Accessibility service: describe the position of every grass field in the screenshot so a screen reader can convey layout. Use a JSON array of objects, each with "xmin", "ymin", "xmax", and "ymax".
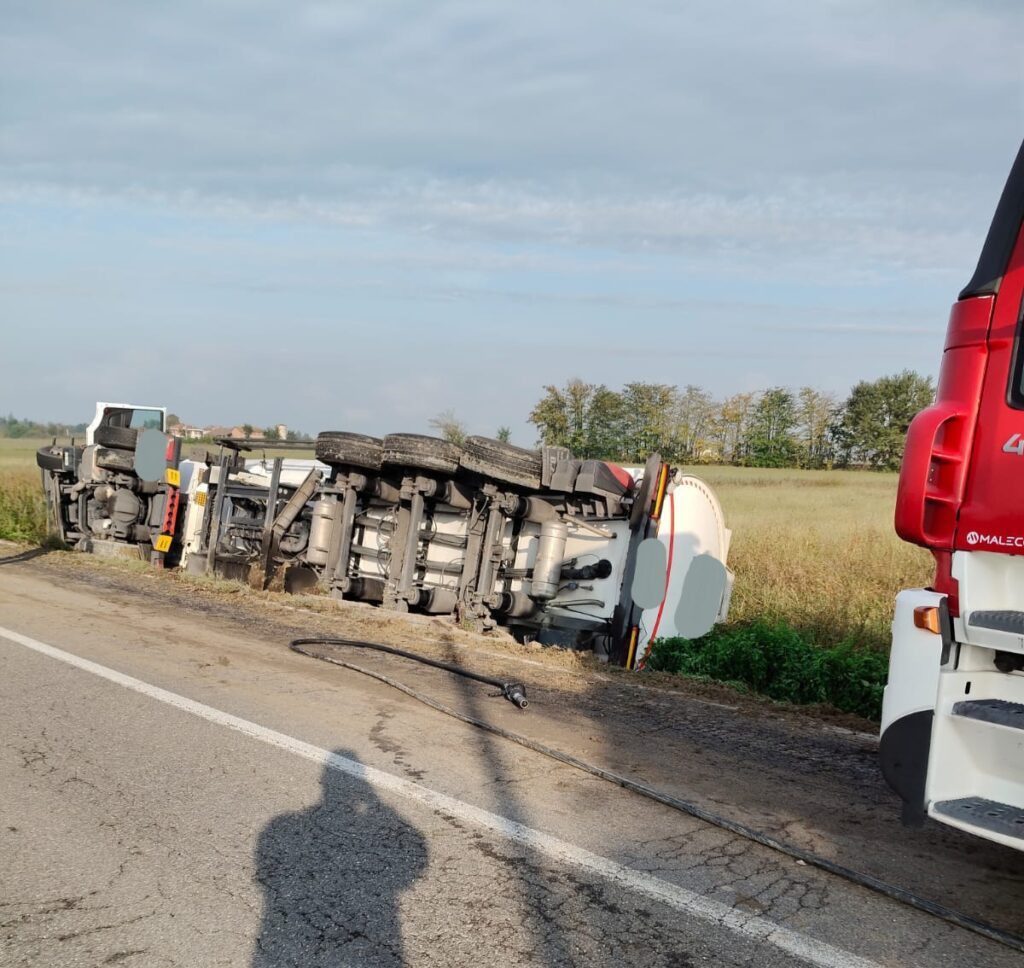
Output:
[
  {"xmin": 0, "ymin": 436, "xmax": 56, "ymax": 469},
  {"xmin": 683, "ymin": 465, "xmax": 932, "ymax": 652},
  {"xmin": 0, "ymin": 438, "xmax": 50, "ymax": 544}
]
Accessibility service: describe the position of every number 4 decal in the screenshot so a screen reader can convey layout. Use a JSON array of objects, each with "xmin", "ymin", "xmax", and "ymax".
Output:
[{"xmin": 1003, "ymin": 433, "xmax": 1024, "ymax": 455}]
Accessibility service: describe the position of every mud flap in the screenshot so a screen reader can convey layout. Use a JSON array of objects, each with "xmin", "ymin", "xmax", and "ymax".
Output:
[{"xmin": 879, "ymin": 710, "xmax": 933, "ymax": 826}]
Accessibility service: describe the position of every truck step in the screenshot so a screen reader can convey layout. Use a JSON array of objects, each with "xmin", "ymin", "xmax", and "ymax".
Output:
[
  {"xmin": 932, "ymin": 797, "xmax": 1024, "ymax": 840},
  {"xmin": 952, "ymin": 698, "xmax": 1024, "ymax": 730},
  {"xmin": 968, "ymin": 609, "xmax": 1024, "ymax": 634}
]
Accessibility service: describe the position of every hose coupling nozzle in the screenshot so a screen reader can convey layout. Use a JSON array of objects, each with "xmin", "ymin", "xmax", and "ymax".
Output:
[{"xmin": 503, "ymin": 682, "xmax": 529, "ymax": 709}]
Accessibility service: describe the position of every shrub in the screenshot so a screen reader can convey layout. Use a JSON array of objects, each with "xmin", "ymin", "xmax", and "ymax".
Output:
[
  {"xmin": 0, "ymin": 470, "xmax": 48, "ymax": 543},
  {"xmin": 647, "ymin": 619, "xmax": 888, "ymax": 720}
]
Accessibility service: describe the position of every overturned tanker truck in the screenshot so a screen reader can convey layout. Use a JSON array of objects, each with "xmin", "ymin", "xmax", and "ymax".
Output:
[{"xmin": 37, "ymin": 403, "xmax": 733, "ymax": 669}]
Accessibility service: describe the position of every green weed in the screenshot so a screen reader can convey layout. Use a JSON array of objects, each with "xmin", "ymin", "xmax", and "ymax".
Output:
[
  {"xmin": 0, "ymin": 470, "xmax": 48, "ymax": 544},
  {"xmin": 647, "ymin": 619, "xmax": 888, "ymax": 720}
]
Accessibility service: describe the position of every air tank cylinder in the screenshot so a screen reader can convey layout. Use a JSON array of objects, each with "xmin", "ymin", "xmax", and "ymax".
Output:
[
  {"xmin": 531, "ymin": 520, "xmax": 568, "ymax": 601},
  {"xmin": 306, "ymin": 499, "xmax": 338, "ymax": 567}
]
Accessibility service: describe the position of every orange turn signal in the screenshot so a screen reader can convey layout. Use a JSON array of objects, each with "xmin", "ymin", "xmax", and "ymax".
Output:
[{"xmin": 913, "ymin": 605, "xmax": 941, "ymax": 635}]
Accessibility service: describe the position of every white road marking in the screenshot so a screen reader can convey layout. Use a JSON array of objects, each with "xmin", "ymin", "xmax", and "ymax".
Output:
[{"xmin": 0, "ymin": 624, "xmax": 879, "ymax": 968}]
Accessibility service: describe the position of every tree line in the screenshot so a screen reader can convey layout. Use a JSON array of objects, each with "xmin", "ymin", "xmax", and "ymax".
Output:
[
  {"xmin": 0, "ymin": 414, "xmax": 87, "ymax": 439},
  {"xmin": 6, "ymin": 368, "xmax": 933, "ymax": 471},
  {"xmin": 523, "ymin": 371, "xmax": 934, "ymax": 470}
]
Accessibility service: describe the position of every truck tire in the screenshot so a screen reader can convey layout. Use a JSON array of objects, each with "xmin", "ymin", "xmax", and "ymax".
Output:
[
  {"xmin": 315, "ymin": 432, "xmax": 384, "ymax": 471},
  {"xmin": 460, "ymin": 436, "xmax": 543, "ymax": 489},
  {"xmin": 381, "ymin": 434, "xmax": 462, "ymax": 475},
  {"xmin": 94, "ymin": 425, "xmax": 139, "ymax": 450},
  {"xmin": 35, "ymin": 447, "xmax": 65, "ymax": 471},
  {"xmin": 95, "ymin": 446, "xmax": 136, "ymax": 473}
]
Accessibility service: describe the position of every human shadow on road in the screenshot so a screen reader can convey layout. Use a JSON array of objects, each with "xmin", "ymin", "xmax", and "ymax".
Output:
[{"xmin": 252, "ymin": 749, "xmax": 428, "ymax": 967}]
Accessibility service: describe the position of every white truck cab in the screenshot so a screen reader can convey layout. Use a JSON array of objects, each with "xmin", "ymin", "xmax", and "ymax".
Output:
[{"xmin": 85, "ymin": 402, "xmax": 166, "ymax": 445}]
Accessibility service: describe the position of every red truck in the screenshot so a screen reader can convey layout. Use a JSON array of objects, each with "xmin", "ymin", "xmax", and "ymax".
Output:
[{"xmin": 881, "ymin": 139, "xmax": 1024, "ymax": 849}]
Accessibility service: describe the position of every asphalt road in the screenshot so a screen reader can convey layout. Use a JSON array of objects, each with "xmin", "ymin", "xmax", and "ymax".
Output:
[{"xmin": 0, "ymin": 559, "xmax": 1020, "ymax": 968}]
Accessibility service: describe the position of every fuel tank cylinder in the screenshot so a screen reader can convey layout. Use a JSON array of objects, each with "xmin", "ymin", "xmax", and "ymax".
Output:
[
  {"xmin": 531, "ymin": 520, "xmax": 568, "ymax": 601},
  {"xmin": 306, "ymin": 498, "xmax": 337, "ymax": 566}
]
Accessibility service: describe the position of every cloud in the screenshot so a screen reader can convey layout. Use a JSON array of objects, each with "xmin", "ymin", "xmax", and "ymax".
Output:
[
  {"xmin": 1, "ymin": 1, "xmax": 1021, "ymax": 431},
  {"xmin": 0, "ymin": 172, "xmax": 993, "ymax": 284},
  {"xmin": 3, "ymin": 3, "xmax": 1020, "ymax": 244}
]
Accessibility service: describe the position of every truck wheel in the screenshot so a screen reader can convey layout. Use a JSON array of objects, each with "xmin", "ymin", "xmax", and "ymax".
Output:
[
  {"xmin": 460, "ymin": 436, "xmax": 543, "ymax": 489},
  {"xmin": 381, "ymin": 434, "xmax": 462, "ymax": 475},
  {"xmin": 35, "ymin": 447, "xmax": 65, "ymax": 471},
  {"xmin": 315, "ymin": 432, "xmax": 384, "ymax": 471},
  {"xmin": 95, "ymin": 447, "xmax": 136, "ymax": 473},
  {"xmin": 94, "ymin": 426, "xmax": 139, "ymax": 450}
]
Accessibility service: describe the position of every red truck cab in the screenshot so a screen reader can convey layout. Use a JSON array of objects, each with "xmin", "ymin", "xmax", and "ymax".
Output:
[{"xmin": 882, "ymin": 140, "xmax": 1024, "ymax": 848}]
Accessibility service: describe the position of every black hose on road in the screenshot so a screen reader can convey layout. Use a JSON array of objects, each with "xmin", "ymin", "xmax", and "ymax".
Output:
[
  {"xmin": 290, "ymin": 636, "xmax": 528, "ymax": 708},
  {"xmin": 291, "ymin": 635, "xmax": 1024, "ymax": 956}
]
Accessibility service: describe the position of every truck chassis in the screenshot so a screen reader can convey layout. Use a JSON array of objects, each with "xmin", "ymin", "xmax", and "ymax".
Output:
[{"xmin": 38, "ymin": 417, "xmax": 733, "ymax": 670}]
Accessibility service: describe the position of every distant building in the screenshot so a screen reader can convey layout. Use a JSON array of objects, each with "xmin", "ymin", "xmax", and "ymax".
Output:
[
  {"xmin": 203, "ymin": 425, "xmax": 239, "ymax": 439},
  {"xmin": 169, "ymin": 425, "xmax": 205, "ymax": 440},
  {"xmin": 170, "ymin": 423, "xmax": 272, "ymax": 440}
]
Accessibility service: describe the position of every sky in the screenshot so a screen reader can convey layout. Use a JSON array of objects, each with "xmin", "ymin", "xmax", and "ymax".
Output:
[{"xmin": 2, "ymin": 1, "xmax": 1022, "ymax": 442}]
